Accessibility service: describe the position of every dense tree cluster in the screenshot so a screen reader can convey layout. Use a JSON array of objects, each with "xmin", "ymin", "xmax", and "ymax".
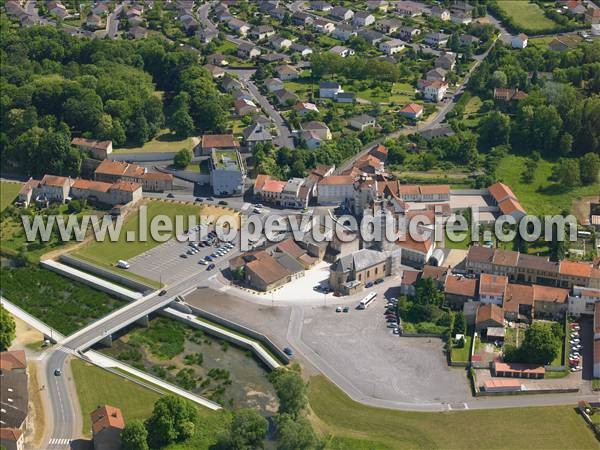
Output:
[
  {"xmin": 0, "ymin": 22, "xmax": 228, "ymax": 177},
  {"xmin": 504, "ymin": 321, "xmax": 562, "ymax": 365},
  {"xmin": 0, "ymin": 305, "xmax": 16, "ymax": 351}
]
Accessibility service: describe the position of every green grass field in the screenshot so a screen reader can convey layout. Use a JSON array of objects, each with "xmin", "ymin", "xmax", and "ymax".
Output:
[
  {"xmin": 496, "ymin": 1, "xmax": 558, "ymax": 32},
  {"xmin": 495, "ymin": 155, "xmax": 600, "ymax": 215},
  {"xmin": 71, "ymin": 359, "xmax": 162, "ymax": 436},
  {"xmin": 450, "ymin": 335, "xmax": 472, "ymax": 363},
  {"xmin": 114, "ymin": 130, "xmax": 194, "ymax": 154},
  {"xmin": 73, "ymin": 200, "xmax": 204, "ymax": 269},
  {"xmin": 1, "ymin": 181, "xmax": 21, "ymax": 211},
  {"xmin": 71, "ymin": 359, "xmax": 230, "ymax": 445},
  {"xmin": 309, "ymin": 375, "xmax": 598, "ymax": 449}
]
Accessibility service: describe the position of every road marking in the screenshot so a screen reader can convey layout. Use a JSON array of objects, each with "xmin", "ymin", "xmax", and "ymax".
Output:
[{"xmin": 49, "ymin": 438, "xmax": 71, "ymax": 445}]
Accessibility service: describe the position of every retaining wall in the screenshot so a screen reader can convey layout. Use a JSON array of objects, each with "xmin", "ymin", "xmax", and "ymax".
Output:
[
  {"xmin": 450, "ymin": 189, "xmax": 489, "ymax": 196},
  {"xmin": 59, "ymin": 254, "xmax": 155, "ymax": 294},
  {"xmin": 186, "ymin": 304, "xmax": 289, "ymax": 365}
]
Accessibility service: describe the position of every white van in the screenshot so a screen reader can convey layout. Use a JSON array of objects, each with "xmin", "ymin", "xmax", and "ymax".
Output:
[{"xmin": 116, "ymin": 260, "xmax": 130, "ymax": 269}]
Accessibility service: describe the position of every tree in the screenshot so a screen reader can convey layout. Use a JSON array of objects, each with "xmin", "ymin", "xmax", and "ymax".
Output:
[
  {"xmin": 0, "ymin": 305, "xmax": 16, "ymax": 351},
  {"xmin": 269, "ymin": 368, "xmax": 308, "ymax": 419},
  {"xmin": 518, "ymin": 322, "xmax": 560, "ymax": 365},
  {"xmin": 558, "ymin": 132, "xmax": 573, "ymax": 156},
  {"xmin": 580, "ymin": 152, "xmax": 600, "ymax": 185},
  {"xmin": 452, "ymin": 312, "xmax": 466, "ymax": 336},
  {"xmin": 220, "ymin": 409, "xmax": 268, "ymax": 450},
  {"xmin": 121, "ymin": 420, "xmax": 149, "ymax": 450},
  {"xmin": 414, "ymin": 277, "xmax": 444, "ymax": 306},
  {"xmin": 173, "ymin": 148, "xmax": 192, "ymax": 169},
  {"xmin": 554, "ymin": 158, "xmax": 581, "ymax": 189},
  {"xmin": 145, "ymin": 395, "xmax": 199, "ymax": 448},
  {"xmin": 478, "ymin": 111, "xmax": 510, "ymax": 149},
  {"xmin": 169, "ymin": 108, "xmax": 194, "ymax": 137},
  {"xmin": 276, "ymin": 414, "xmax": 321, "ymax": 450}
]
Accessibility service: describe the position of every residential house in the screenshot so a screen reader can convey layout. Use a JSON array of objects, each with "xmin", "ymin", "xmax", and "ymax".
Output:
[
  {"xmin": 300, "ymin": 121, "xmax": 331, "ymax": 140},
  {"xmin": 563, "ymin": 1, "xmax": 587, "ymax": 16},
  {"xmin": 435, "ymin": 52, "xmax": 456, "ymax": 71},
  {"xmin": 250, "ymin": 25, "xmax": 275, "ymax": 40},
  {"xmin": 488, "ymin": 182, "xmax": 527, "ymax": 221},
  {"xmin": 319, "ymin": 81, "xmax": 343, "ymax": 98},
  {"xmin": 586, "ymin": 7, "xmax": 600, "ymax": 23},
  {"xmin": 379, "ymin": 38, "xmax": 405, "ymax": 55},
  {"xmin": 421, "ymin": 80, "xmax": 448, "ymax": 102},
  {"xmin": 269, "ymin": 7, "xmax": 287, "ymax": 20},
  {"xmin": 70, "ymin": 178, "xmax": 142, "ymax": 206},
  {"xmin": 275, "ymin": 64, "xmax": 299, "ymax": 80},
  {"xmin": 475, "ymin": 303, "xmax": 504, "ymax": 332},
  {"xmin": 460, "ymin": 34, "xmax": 480, "ymax": 46},
  {"xmin": 260, "ymin": 52, "xmax": 291, "ymax": 64},
  {"xmin": 370, "ymin": 143, "xmax": 388, "ymax": 161},
  {"xmin": 273, "ymin": 88, "xmax": 298, "ymax": 106},
  {"xmin": 197, "ymin": 27, "xmax": 219, "ymax": 43},
  {"xmin": 206, "ymin": 54, "xmax": 229, "ymax": 66},
  {"xmin": 335, "ymin": 92, "xmax": 355, "ymax": 103},
  {"xmin": 48, "ymin": 1, "xmax": 69, "ymax": 19},
  {"xmin": 243, "ymin": 117, "xmax": 272, "ymax": 150},
  {"xmin": 430, "ymin": 6, "xmax": 451, "ymax": 21},
  {"xmin": 293, "ymin": 102, "xmax": 319, "ymax": 116},
  {"xmin": 180, "ymin": 15, "xmax": 199, "ymax": 33},
  {"xmin": 37, "ymin": 175, "xmax": 73, "ymax": 203},
  {"xmin": 479, "ymin": 273, "xmax": 508, "ymax": 305},
  {"xmin": 399, "ymin": 103, "xmax": 423, "ymax": 120},
  {"xmin": 349, "ymin": 114, "xmax": 376, "ymax": 131},
  {"xmin": 317, "ymin": 175, "xmax": 355, "ymax": 205},
  {"xmin": 292, "ymin": 12, "xmax": 313, "ymax": 26},
  {"xmin": 86, "ymin": 12, "xmax": 103, "ymax": 28},
  {"xmin": 444, "ymin": 274, "xmax": 478, "ymax": 308},
  {"xmin": 228, "ymin": 18, "xmax": 251, "ymax": 36},
  {"xmin": 426, "ymin": 67, "xmax": 447, "ymax": 81},
  {"xmin": 396, "ymin": 1, "xmax": 422, "ymax": 17},
  {"xmin": 221, "ymin": 75, "xmax": 243, "ymax": 92},
  {"xmin": 129, "ymin": 25, "xmax": 148, "ymax": 39},
  {"xmin": 197, "ymin": 134, "xmax": 240, "ymax": 156},
  {"xmin": 367, "ymin": 0, "xmax": 389, "ymax": 12},
  {"xmin": 358, "ymin": 29, "xmax": 385, "ymax": 45},
  {"xmin": 94, "ymin": 160, "xmax": 172, "ymax": 192},
  {"xmin": 493, "ymin": 88, "xmax": 528, "ymax": 102},
  {"xmin": 270, "ymin": 36, "xmax": 292, "ymax": 51},
  {"xmin": 329, "ymin": 45, "xmax": 354, "ymax": 58},
  {"xmin": 204, "ymin": 64, "xmax": 226, "ymax": 78},
  {"xmin": 330, "ymin": 6, "xmax": 354, "ymax": 21},
  {"xmin": 71, "ymin": 138, "xmax": 113, "ymax": 160},
  {"xmin": 234, "ymin": 98, "xmax": 259, "ymax": 116},
  {"xmin": 424, "ymin": 32, "xmax": 449, "ymax": 47},
  {"xmin": 264, "ymin": 77, "xmax": 285, "ymax": 93},
  {"xmin": 511, "ymin": 33, "xmax": 528, "ymax": 49},
  {"xmin": 311, "ymin": 1, "xmax": 332, "ymax": 12},
  {"xmin": 233, "ymin": 251, "xmax": 295, "ymax": 291},
  {"xmin": 452, "ymin": 11, "xmax": 472, "ymax": 25},
  {"xmin": 569, "ymin": 286, "xmax": 600, "ymax": 317},
  {"xmin": 353, "ymin": 11, "xmax": 375, "ymax": 27},
  {"xmin": 290, "ymin": 43, "xmax": 313, "ymax": 58},
  {"xmin": 209, "ymin": 149, "xmax": 246, "ymax": 196},
  {"xmin": 253, "ymin": 175, "xmax": 310, "ymax": 209},
  {"xmin": 313, "ymin": 18, "xmax": 336, "ymax": 34},
  {"xmin": 91, "ymin": 405, "xmax": 124, "ymax": 450},
  {"xmin": 237, "ymin": 42, "xmax": 261, "ymax": 59},
  {"xmin": 376, "ymin": 18, "xmax": 403, "ymax": 34},
  {"xmin": 399, "ymin": 25, "xmax": 421, "ymax": 41},
  {"xmin": 0, "ymin": 350, "xmax": 28, "ymax": 442},
  {"xmin": 332, "ymin": 24, "xmax": 357, "ymax": 41}
]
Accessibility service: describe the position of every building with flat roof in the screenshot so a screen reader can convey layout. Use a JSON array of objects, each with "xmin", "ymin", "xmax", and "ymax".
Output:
[{"xmin": 209, "ymin": 149, "xmax": 246, "ymax": 196}]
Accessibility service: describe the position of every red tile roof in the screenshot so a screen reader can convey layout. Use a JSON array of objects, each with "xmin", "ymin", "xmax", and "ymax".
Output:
[
  {"xmin": 0, "ymin": 428, "xmax": 23, "ymax": 441},
  {"xmin": 559, "ymin": 260, "xmax": 592, "ymax": 278},
  {"xmin": 476, "ymin": 303, "xmax": 504, "ymax": 326},
  {"xmin": 319, "ymin": 175, "xmax": 354, "ymax": 186},
  {"xmin": 41, "ymin": 174, "xmax": 70, "ymax": 187},
  {"xmin": 71, "ymin": 137, "xmax": 112, "ymax": 150},
  {"xmin": 71, "ymin": 178, "xmax": 112, "ymax": 193},
  {"xmin": 444, "ymin": 274, "xmax": 477, "ymax": 298},
  {"xmin": 91, "ymin": 405, "xmax": 125, "ymax": 435},
  {"xmin": 201, "ymin": 134, "xmax": 240, "ymax": 149},
  {"xmin": 0, "ymin": 350, "xmax": 26, "ymax": 371},
  {"xmin": 479, "ymin": 273, "xmax": 508, "ymax": 296},
  {"xmin": 399, "ymin": 103, "xmax": 423, "ymax": 114}
]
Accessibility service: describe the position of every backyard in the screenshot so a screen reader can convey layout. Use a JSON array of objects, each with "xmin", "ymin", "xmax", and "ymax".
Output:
[
  {"xmin": 309, "ymin": 375, "xmax": 599, "ymax": 449},
  {"xmin": 496, "ymin": 1, "xmax": 559, "ymax": 32},
  {"xmin": 1, "ymin": 181, "xmax": 21, "ymax": 211},
  {"xmin": 495, "ymin": 155, "xmax": 600, "ymax": 216},
  {"xmin": 0, "ymin": 265, "xmax": 124, "ymax": 335}
]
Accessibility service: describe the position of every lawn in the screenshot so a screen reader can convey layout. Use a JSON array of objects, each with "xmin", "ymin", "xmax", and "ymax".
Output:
[
  {"xmin": 114, "ymin": 130, "xmax": 194, "ymax": 154},
  {"xmin": 496, "ymin": 1, "xmax": 558, "ymax": 32},
  {"xmin": 0, "ymin": 265, "xmax": 124, "ymax": 335},
  {"xmin": 0, "ymin": 181, "xmax": 21, "ymax": 211},
  {"xmin": 450, "ymin": 335, "xmax": 472, "ymax": 363},
  {"xmin": 495, "ymin": 155, "xmax": 600, "ymax": 216},
  {"xmin": 73, "ymin": 200, "xmax": 206, "ymax": 268},
  {"xmin": 309, "ymin": 375, "xmax": 599, "ymax": 449},
  {"xmin": 71, "ymin": 359, "xmax": 162, "ymax": 436}
]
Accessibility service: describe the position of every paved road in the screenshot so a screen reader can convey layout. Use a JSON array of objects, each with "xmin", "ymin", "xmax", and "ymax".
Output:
[{"xmin": 228, "ymin": 69, "xmax": 296, "ymax": 149}]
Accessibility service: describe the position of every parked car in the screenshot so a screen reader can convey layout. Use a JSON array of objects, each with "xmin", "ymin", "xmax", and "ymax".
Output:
[
  {"xmin": 195, "ymin": 197, "xmax": 203, "ymax": 202},
  {"xmin": 207, "ymin": 263, "xmax": 215, "ymax": 270},
  {"xmin": 283, "ymin": 347, "xmax": 293, "ymax": 356},
  {"xmin": 199, "ymin": 260, "xmax": 208, "ymax": 265},
  {"xmin": 207, "ymin": 197, "xmax": 214, "ymax": 201},
  {"xmin": 365, "ymin": 282, "xmax": 374, "ymax": 288},
  {"xmin": 54, "ymin": 368, "xmax": 62, "ymax": 376},
  {"xmin": 180, "ymin": 254, "xmax": 187, "ymax": 258},
  {"xmin": 219, "ymin": 200, "xmax": 228, "ymax": 205},
  {"xmin": 336, "ymin": 306, "xmax": 342, "ymax": 313},
  {"xmin": 374, "ymin": 278, "xmax": 384, "ymax": 285},
  {"xmin": 387, "ymin": 323, "xmax": 397, "ymax": 328},
  {"xmin": 167, "ymin": 193, "xmax": 174, "ymax": 198}
]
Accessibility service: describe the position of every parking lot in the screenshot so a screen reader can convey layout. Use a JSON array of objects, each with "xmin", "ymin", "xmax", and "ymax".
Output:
[
  {"xmin": 301, "ymin": 296, "xmax": 472, "ymax": 406},
  {"xmin": 127, "ymin": 226, "xmax": 239, "ymax": 285}
]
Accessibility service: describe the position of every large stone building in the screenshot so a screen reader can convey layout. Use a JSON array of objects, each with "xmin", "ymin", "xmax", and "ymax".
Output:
[
  {"xmin": 0, "ymin": 351, "xmax": 28, "ymax": 450},
  {"xmin": 71, "ymin": 138, "xmax": 113, "ymax": 160},
  {"xmin": 253, "ymin": 174, "xmax": 310, "ymax": 209},
  {"xmin": 94, "ymin": 160, "xmax": 173, "ymax": 192}
]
